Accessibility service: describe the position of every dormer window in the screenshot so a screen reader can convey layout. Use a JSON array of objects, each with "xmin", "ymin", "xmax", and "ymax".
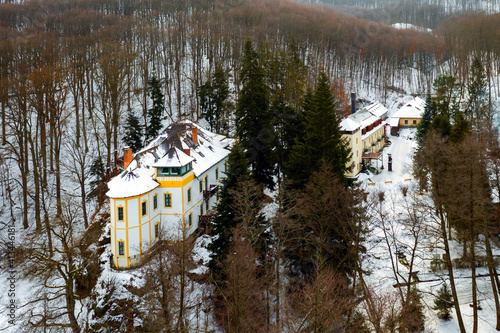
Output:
[{"xmin": 156, "ymin": 163, "xmax": 193, "ymax": 177}]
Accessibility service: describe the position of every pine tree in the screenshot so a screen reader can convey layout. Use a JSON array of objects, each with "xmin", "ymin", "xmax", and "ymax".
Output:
[
  {"xmin": 433, "ymin": 283, "xmax": 453, "ymax": 320},
  {"xmin": 270, "ymin": 91, "xmax": 301, "ymax": 172},
  {"xmin": 416, "ymin": 94, "xmax": 435, "ymax": 142},
  {"xmin": 285, "ymin": 72, "xmax": 351, "ymax": 188},
  {"xmin": 235, "ymin": 39, "xmax": 275, "ymax": 189},
  {"xmin": 466, "ymin": 56, "xmax": 489, "ymax": 126},
  {"xmin": 122, "ymin": 110, "xmax": 143, "ymax": 152},
  {"xmin": 145, "ymin": 74, "xmax": 164, "ymax": 142},
  {"xmin": 88, "ymin": 156, "xmax": 106, "ymax": 205},
  {"xmin": 198, "ymin": 64, "xmax": 231, "ymax": 134},
  {"xmin": 433, "ymin": 74, "xmax": 460, "ymax": 119},
  {"xmin": 208, "ymin": 141, "xmax": 250, "ymax": 277}
]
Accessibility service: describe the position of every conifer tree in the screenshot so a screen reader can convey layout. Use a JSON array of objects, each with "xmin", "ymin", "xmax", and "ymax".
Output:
[
  {"xmin": 433, "ymin": 283, "xmax": 453, "ymax": 320},
  {"xmin": 88, "ymin": 156, "xmax": 106, "ymax": 205},
  {"xmin": 286, "ymin": 72, "xmax": 351, "ymax": 188},
  {"xmin": 208, "ymin": 141, "xmax": 250, "ymax": 277},
  {"xmin": 145, "ymin": 74, "xmax": 164, "ymax": 142},
  {"xmin": 198, "ymin": 64, "xmax": 231, "ymax": 134},
  {"xmin": 122, "ymin": 110, "xmax": 143, "ymax": 152},
  {"xmin": 433, "ymin": 74, "xmax": 460, "ymax": 119},
  {"xmin": 270, "ymin": 91, "xmax": 301, "ymax": 173},
  {"xmin": 416, "ymin": 94, "xmax": 435, "ymax": 142},
  {"xmin": 235, "ymin": 39, "xmax": 275, "ymax": 189},
  {"xmin": 466, "ymin": 56, "xmax": 490, "ymax": 126}
]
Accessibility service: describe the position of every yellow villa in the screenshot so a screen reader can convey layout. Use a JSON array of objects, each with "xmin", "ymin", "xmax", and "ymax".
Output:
[{"xmin": 106, "ymin": 121, "xmax": 232, "ymax": 268}]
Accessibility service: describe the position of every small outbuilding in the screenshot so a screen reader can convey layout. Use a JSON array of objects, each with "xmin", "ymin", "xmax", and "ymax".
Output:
[{"xmin": 389, "ymin": 96, "xmax": 425, "ymax": 135}]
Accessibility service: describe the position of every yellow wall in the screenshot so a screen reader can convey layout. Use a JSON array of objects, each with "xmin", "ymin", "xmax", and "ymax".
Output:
[
  {"xmin": 343, "ymin": 130, "xmax": 362, "ymax": 177},
  {"xmin": 399, "ymin": 118, "xmax": 421, "ymax": 127}
]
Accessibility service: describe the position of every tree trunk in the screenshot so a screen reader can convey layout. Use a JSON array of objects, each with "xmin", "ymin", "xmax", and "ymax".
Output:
[
  {"xmin": 483, "ymin": 229, "xmax": 500, "ymax": 330},
  {"xmin": 439, "ymin": 208, "xmax": 466, "ymax": 333}
]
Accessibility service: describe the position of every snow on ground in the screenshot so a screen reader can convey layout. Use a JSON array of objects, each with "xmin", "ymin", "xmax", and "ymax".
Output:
[
  {"xmin": 392, "ymin": 23, "xmax": 433, "ymax": 33},
  {"xmin": 361, "ymin": 127, "xmax": 500, "ymax": 332},
  {"xmin": 190, "ymin": 234, "xmax": 213, "ymax": 275}
]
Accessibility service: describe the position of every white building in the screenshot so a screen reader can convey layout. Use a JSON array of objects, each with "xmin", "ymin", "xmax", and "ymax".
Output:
[{"xmin": 106, "ymin": 120, "xmax": 232, "ymax": 268}]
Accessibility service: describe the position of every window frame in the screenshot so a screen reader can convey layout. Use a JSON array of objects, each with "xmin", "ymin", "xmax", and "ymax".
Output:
[
  {"xmin": 141, "ymin": 200, "xmax": 147, "ymax": 216},
  {"xmin": 117, "ymin": 206, "xmax": 124, "ymax": 221},
  {"xmin": 187, "ymin": 188, "xmax": 192, "ymax": 203},
  {"xmin": 199, "ymin": 179, "xmax": 203, "ymax": 193},
  {"xmin": 188, "ymin": 212, "xmax": 193, "ymax": 228},
  {"xmin": 153, "ymin": 194, "xmax": 158, "ymax": 210},
  {"xmin": 215, "ymin": 167, "xmax": 219, "ymax": 181},
  {"xmin": 155, "ymin": 222, "xmax": 160, "ymax": 240},
  {"xmin": 118, "ymin": 240, "xmax": 125, "ymax": 256},
  {"xmin": 164, "ymin": 193, "xmax": 172, "ymax": 208}
]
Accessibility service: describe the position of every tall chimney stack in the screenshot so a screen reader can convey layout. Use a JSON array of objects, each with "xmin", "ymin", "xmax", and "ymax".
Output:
[
  {"xmin": 123, "ymin": 147, "xmax": 133, "ymax": 170},
  {"xmin": 192, "ymin": 126, "xmax": 198, "ymax": 144},
  {"xmin": 351, "ymin": 93, "xmax": 357, "ymax": 114}
]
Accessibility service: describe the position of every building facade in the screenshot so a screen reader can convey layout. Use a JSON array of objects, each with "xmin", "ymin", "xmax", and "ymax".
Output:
[
  {"xmin": 340, "ymin": 102, "xmax": 387, "ymax": 177},
  {"xmin": 107, "ymin": 121, "xmax": 231, "ymax": 268},
  {"xmin": 389, "ymin": 96, "xmax": 425, "ymax": 133}
]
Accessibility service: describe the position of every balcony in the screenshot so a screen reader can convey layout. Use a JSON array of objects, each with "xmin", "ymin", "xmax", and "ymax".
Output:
[
  {"xmin": 203, "ymin": 184, "xmax": 219, "ymax": 199},
  {"xmin": 199, "ymin": 210, "xmax": 216, "ymax": 235}
]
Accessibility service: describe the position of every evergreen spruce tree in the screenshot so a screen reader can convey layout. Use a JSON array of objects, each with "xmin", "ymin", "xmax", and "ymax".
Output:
[
  {"xmin": 285, "ymin": 72, "xmax": 351, "ymax": 188},
  {"xmin": 433, "ymin": 283, "xmax": 453, "ymax": 320},
  {"xmin": 145, "ymin": 75, "xmax": 164, "ymax": 142},
  {"xmin": 208, "ymin": 141, "xmax": 250, "ymax": 277},
  {"xmin": 122, "ymin": 110, "xmax": 143, "ymax": 152},
  {"xmin": 235, "ymin": 39, "xmax": 275, "ymax": 189},
  {"xmin": 270, "ymin": 90, "xmax": 301, "ymax": 172},
  {"xmin": 449, "ymin": 112, "xmax": 471, "ymax": 144},
  {"xmin": 198, "ymin": 64, "xmax": 231, "ymax": 134},
  {"xmin": 88, "ymin": 156, "xmax": 106, "ymax": 205},
  {"xmin": 466, "ymin": 56, "xmax": 489, "ymax": 126},
  {"xmin": 416, "ymin": 94, "xmax": 435, "ymax": 142},
  {"xmin": 433, "ymin": 74, "xmax": 460, "ymax": 119}
]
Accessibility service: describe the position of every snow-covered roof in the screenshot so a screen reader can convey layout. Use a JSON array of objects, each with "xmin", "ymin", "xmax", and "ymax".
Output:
[
  {"xmin": 389, "ymin": 117, "xmax": 400, "ymax": 127},
  {"xmin": 349, "ymin": 109, "xmax": 379, "ymax": 128},
  {"xmin": 107, "ymin": 168, "xmax": 159, "ymax": 198},
  {"xmin": 341, "ymin": 101, "xmax": 388, "ymax": 134},
  {"xmin": 392, "ymin": 97, "xmax": 425, "ymax": 119},
  {"xmin": 107, "ymin": 120, "xmax": 231, "ymax": 198},
  {"xmin": 152, "ymin": 147, "xmax": 194, "ymax": 168},
  {"xmin": 365, "ymin": 102, "xmax": 388, "ymax": 119},
  {"xmin": 340, "ymin": 118, "xmax": 361, "ymax": 132},
  {"xmin": 196, "ymin": 118, "xmax": 210, "ymax": 130}
]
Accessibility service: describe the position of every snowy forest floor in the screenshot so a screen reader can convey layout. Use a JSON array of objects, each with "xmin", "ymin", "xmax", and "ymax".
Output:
[
  {"xmin": 2, "ymin": 92, "xmax": 500, "ymax": 332},
  {"xmin": 359, "ymin": 127, "xmax": 500, "ymax": 333}
]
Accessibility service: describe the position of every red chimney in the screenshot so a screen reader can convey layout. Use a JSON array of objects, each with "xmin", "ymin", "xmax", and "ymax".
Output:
[
  {"xmin": 192, "ymin": 126, "xmax": 198, "ymax": 144},
  {"xmin": 124, "ymin": 147, "xmax": 133, "ymax": 169}
]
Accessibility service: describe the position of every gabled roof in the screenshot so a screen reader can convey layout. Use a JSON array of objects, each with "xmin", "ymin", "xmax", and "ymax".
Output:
[
  {"xmin": 392, "ymin": 97, "xmax": 425, "ymax": 119},
  {"xmin": 341, "ymin": 101, "xmax": 387, "ymax": 133},
  {"xmin": 365, "ymin": 102, "xmax": 388, "ymax": 118}
]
